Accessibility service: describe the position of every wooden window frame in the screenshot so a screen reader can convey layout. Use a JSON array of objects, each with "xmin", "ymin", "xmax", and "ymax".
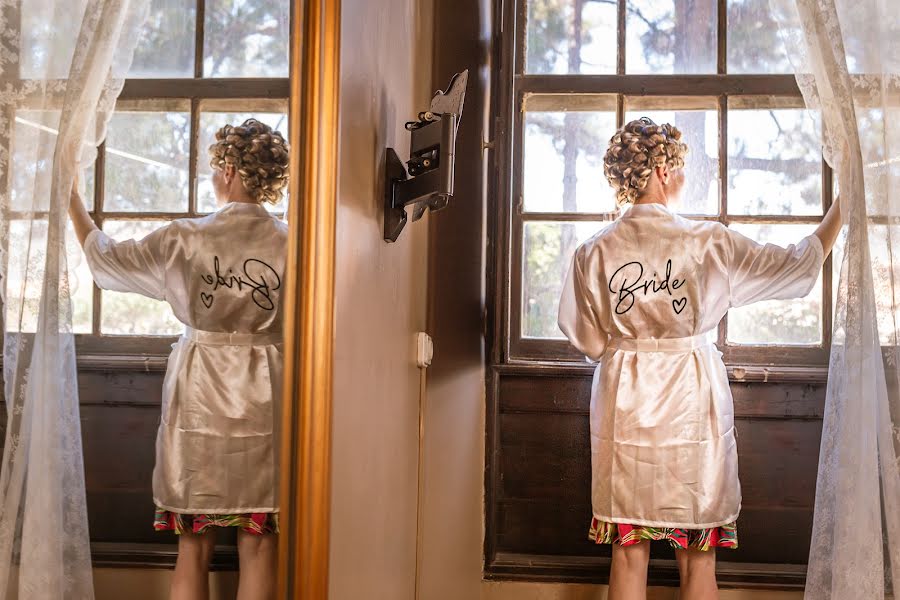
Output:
[
  {"xmin": 494, "ymin": 0, "xmax": 836, "ymax": 377},
  {"xmin": 0, "ymin": 0, "xmax": 290, "ymax": 366}
]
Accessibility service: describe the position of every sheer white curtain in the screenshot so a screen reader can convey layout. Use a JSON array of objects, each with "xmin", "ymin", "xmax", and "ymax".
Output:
[
  {"xmin": 0, "ymin": 1, "xmax": 147, "ymax": 598},
  {"xmin": 769, "ymin": 0, "xmax": 900, "ymax": 597}
]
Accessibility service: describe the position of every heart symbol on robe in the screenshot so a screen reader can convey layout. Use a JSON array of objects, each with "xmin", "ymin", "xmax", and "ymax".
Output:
[
  {"xmin": 672, "ymin": 297, "xmax": 686, "ymax": 314},
  {"xmin": 201, "ymin": 292, "xmax": 214, "ymax": 309}
]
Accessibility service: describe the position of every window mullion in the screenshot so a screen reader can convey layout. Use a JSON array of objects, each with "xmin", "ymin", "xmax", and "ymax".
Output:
[
  {"xmin": 616, "ymin": 0, "xmax": 625, "ymax": 76},
  {"xmin": 717, "ymin": 0, "xmax": 727, "ymax": 75},
  {"xmin": 95, "ymin": 141, "xmax": 106, "ymax": 214},
  {"xmin": 189, "ymin": 98, "xmax": 200, "ymax": 215},
  {"xmin": 823, "ymin": 156, "xmax": 834, "ymax": 349},
  {"xmin": 615, "ymin": 94, "xmax": 623, "ymax": 129},
  {"xmin": 515, "ymin": 0, "xmax": 526, "ymax": 76},
  {"xmin": 194, "ymin": 0, "xmax": 205, "ymax": 79},
  {"xmin": 509, "ymin": 212, "xmax": 525, "ymax": 358},
  {"xmin": 516, "ymin": 74, "xmax": 802, "ymax": 97},
  {"xmin": 520, "ymin": 212, "xmax": 618, "ymax": 222},
  {"xmin": 92, "ymin": 141, "xmax": 106, "ymax": 336},
  {"xmin": 91, "ymin": 276, "xmax": 102, "ymax": 336},
  {"xmin": 718, "ymin": 97, "xmax": 728, "ymax": 223},
  {"xmin": 507, "ymin": 85, "xmax": 527, "ymax": 362},
  {"xmin": 718, "ymin": 95, "xmax": 728, "ymax": 348}
]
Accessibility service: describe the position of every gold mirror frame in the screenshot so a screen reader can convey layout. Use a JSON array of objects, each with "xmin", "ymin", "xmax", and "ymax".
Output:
[{"xmin": 279, "ymin": 0, "xmax": 341, "ymax": 597}]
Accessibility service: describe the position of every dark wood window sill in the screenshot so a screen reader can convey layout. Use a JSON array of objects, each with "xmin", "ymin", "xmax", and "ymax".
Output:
[
  {"xmin": 485, "ymin": 553, "xmax": 807, "ymax": 590},
  {"xmin": 494, "ymin": 361, "xmax": 829, "ymax": 384},
  {"xmin": 91, "ymin": 542, "xmax": 237, "ymax": 571}
]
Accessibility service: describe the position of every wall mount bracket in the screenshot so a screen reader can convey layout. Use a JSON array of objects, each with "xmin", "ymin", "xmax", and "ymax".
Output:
[{"xmin": 383, "ymin": 70, "xmax": 468, "ymax": 243}]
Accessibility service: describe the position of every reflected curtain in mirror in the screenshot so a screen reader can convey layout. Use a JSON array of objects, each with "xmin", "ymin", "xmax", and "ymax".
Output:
[{"xmin": 0, "ymin": 1, "xmax": 148, "ymax": 597}]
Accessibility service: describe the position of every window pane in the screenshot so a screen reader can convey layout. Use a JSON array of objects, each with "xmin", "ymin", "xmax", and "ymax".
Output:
[
  {"xmin": 728, "ymin": 103, "xmax": 821, "ymax": 215},
  {"xmin": 68, "ymin": 221, "xmax": 94, "ymax": 334},
  {"xmin": 104, "ymin": 110, "xmax": 190, "ymax": 212},
  {"xmin": 129, "ymin": 0, "xmax": 196, "ymax": 77},
  {"xmin": 12, "ymin": 111, "xmax": 96, "ymax": 212},
  {"xmin": 526, "ymin": 0, "xmax": 617, "ymax": 74},
  {"xmin": 523, "ymin": 110, "xmax": 617, "ymax": 213},
  {"xmin": 522, "ymin": 221, "xmax": 611, "ymax": 338},
  {"xmin": 6, "ymin": 220, "xmax": 91, "ymax": 334},
  {"xmin": 726, "ymin": 223, "xmax": 822, "ymax": 345},
  {"xmin": 20, "ymin": 4, "xmax": 79, "ymax": 78},
  {"xmin": 100, "ymin": 221, "xmax": 182, "ymax": 335},
  {"xmin": 197, "ymin": 111, "xmax": 289, "ymax": 213},
  {"xmin": 626, "ymin": 0, "xmax": 716, "ymax": 74},
  {"xmin": 831, "ymin": 220, "xmax": 843, "ymax": 333},
  {"xmin": 726, "ymin": 0, "xmax": 791, "ymax": 74},
  {"xmin": 203, "ymin": 0, "xmax": 289, "ymax": 77},
  {"xmin": 624, "ymin": 99, "xmax": 719, "ymax": 215}
]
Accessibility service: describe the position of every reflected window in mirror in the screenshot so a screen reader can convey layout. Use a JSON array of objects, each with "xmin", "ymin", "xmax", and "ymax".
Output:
[
  {"xmin": 1, "ymin": 0, "xmax": 294, "ymax": 572},
  {"xmin": 8, "ymin": 0, "xmax": 291, "ymax": 353}
]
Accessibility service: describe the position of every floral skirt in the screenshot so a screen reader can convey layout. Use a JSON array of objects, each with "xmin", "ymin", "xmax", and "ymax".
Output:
[
  {"xmin": 589, "ymin": 517, "xmax": 738, "ymax": 551},
  {"xmin": 154, "ymin": 506, "xmax": 279, "ymax": 536}
]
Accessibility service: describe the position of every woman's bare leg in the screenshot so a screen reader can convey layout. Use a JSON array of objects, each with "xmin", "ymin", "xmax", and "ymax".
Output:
[
  {"xmin": 236, "ymin": 530, "xmax": 278, "ymax": 600},
  {"xmin": 170, "ymin": 529, "xmax": 216, "ymax": 600},
  {"xmin": 675, "ymin": 547, "xmax": 718, "ymax": 600},
  {"xmin": 608, "ymin": 541, "xmax": 650, "ymax": 600}
]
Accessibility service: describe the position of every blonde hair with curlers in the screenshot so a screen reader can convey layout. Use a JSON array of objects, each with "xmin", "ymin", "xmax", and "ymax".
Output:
[
  {"xmin": 208, "ymin": 118, "xmax": 290, "ymax": 205},
  {"xmin": 603, "ymin": 116, "xmax": 689, "ymax": 208}
]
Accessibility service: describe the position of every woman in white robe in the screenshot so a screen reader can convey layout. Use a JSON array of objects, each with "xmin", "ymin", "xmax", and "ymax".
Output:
[
  {"xmin": 69, "ymin": 118, "xmax": 289, "ymax": 600},
  {"xmin": 558, "ymin": 117, "xmax": 843, "ymax": 599}
]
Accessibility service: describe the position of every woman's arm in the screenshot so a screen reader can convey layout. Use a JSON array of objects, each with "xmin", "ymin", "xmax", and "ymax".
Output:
[
  {"xmin": 813, "ymin": 196, "xmax": 843, "ymax": 257},
  {"xmin": 68, "ymin": 177, "xmax": 98, "ymax": 247}
]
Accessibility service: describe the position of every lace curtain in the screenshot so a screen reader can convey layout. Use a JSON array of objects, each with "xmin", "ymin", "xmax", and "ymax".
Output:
[
  {"xmin": 769, "ymin": 0, "xmax": 900, "ymax": 597},
  {"xmin": 0, "ymin": 1, "xmax": 147, "ymax": 598}
]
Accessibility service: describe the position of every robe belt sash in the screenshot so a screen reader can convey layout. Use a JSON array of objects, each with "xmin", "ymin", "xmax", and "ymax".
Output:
[
  {"xmin": 182, "ymin": 326, "xmax": 283, "ymax": 346},
  {"xmin": 606, "ymin": 329, "xmax": 717, "ymax": 353}
]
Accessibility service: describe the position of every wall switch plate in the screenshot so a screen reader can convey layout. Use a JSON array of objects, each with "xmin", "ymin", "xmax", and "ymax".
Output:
[{"xmin": 416, "ymin": 332, "xmax": 433, "ymax": 368}]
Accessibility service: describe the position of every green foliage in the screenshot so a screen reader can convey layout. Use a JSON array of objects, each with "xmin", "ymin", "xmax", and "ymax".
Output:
[
  {"xmin": 105, "ymin": 112, "xmax": 191, "ymax": 213},
  {"xmin": 130, "ymin": 0, "xmax": 196, "ymax": 77},
  {"xmin": 526, "ymin": 0, "xmax": 574, "ymax": 74},
  {"xmin": 203, "ymin": 0, "xmax": 289, "ymax": 77},
  {"xmin": 523, "ymin": 223, "xmax": 570, "ymax": 338},
  {"xmin": 102, "ymin": 291, "xmax": 182, "ymax": 335},
  {"xmin": 128, "ymin": 0, "xmax": 289, "ymax": 78}
]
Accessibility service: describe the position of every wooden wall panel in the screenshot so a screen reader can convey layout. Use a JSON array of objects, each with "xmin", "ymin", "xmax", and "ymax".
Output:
[
  {"xmin": 79, "ymin": 371, "xmax": 175, "ymax": 547},
  {"xmin": 1, "ymin": 368, "xmax": 238, "ymax": 567},
  {"xmin": 488, "ymin": 369, "xmax": 825, "ymax": 585}
]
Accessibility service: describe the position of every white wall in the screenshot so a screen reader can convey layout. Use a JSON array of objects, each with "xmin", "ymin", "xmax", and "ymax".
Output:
[
  {"xmin": 328, "ymin": 0, "xmax": 434, "ymax": 598},
  {"xmin": 416, "ymin": 1, "xmax": 490, "ymax": 598}
]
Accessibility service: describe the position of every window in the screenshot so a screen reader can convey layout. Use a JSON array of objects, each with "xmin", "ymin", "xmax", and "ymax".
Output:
[
  {"xmin": 500, "ymin": 0, "xmax": 833, "ymax": 367},
  {"xmin": 6, "ymin": 0, "xmax": 290, "ymax": 356}
]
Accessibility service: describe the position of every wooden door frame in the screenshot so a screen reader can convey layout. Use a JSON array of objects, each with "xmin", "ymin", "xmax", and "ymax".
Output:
[{"xmin": 279, "ymin": 0, "xmax": 341, "ymax": 597}]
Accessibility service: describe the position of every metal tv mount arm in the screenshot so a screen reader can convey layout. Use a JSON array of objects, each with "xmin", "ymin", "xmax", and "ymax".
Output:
[{"xmin": 383, "ymin": 69, "xmax": 468, "ymax": 243}]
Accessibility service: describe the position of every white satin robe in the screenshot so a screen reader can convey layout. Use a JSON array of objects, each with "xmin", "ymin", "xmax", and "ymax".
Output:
[
  {"xmin": 558, "ymin": 201, "xmax": 825, "ymax": 529},
  {"xmin": 83, "ymin": 201, "xmax": 287, "ymax": 514}
]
